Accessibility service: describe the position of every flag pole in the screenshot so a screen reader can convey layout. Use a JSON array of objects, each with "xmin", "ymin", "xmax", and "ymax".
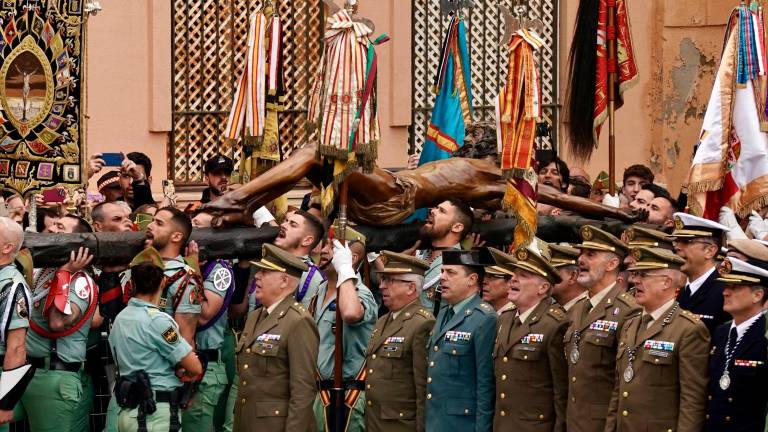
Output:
[{"xmin": 607, "ymin": 0, "xmax": 618, "ymax": 195}]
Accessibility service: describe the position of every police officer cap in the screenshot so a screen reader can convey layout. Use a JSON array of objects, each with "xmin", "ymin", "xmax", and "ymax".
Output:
[
  {"xmin": 717, "ymin": 256, "xmax": 768, "ymax": 286},
  {"xmin": 670, "ymin": 212, "xmax": 730, "ymax": 240},
  {"xmin": 548, "ymin": 243, "xmax": 580, "ymax": 268},
  {"xmin": 130, "ymin": 247, "xmax": 164, "ymax": 270},
  {"xmin": 509, "ymin": 243, "xmax": 562, "ymax": 284},
  {"xmin": 576, "ymin": 225, "xmax": 628, "ymax": 257},
  {"xmin": 624, "ymin": 226, "xmax": 674, "ymax": 252},
  {"xmin": 376, "ymin": 251, "xmax": 429, "ymax": 276},
  {"xmin": 627, "ymin": 247, "xmax": 685, "ymax": 272},
  {"xmin": 331, "ymin": 221, "xmax": 366, "ymax": 246},
  {"xmin": 251, "ymin": 244, "xmax": 309, "ymax": 278},
  {"xmin": 442, "ymin": 249, "xmax": 494, "ymax": 267},
  {"xmin": 485, "ymin": 247, "xmax": 516, "ymax": 277},
  {"xmin": 203, "ymin": 154, "xmax": 234, "ymax": 174}
]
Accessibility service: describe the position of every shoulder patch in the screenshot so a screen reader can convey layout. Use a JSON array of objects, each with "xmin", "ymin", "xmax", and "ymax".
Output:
[
  {"xmin": 212, "ymin": 267, "xmax": 232, "ymax": 292},
  {"xmin": 547, "ymin": 306, "xmax": 566, "ymax": 321},
  {"xmin": 162, "ymin": 326, "xmax": 179, "ymax": 344}
]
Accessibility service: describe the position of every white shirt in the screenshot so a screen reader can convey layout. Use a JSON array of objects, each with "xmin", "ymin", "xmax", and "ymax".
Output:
[
  {"xmin": 731, "ymin": 311, "xmax": 763, "ymax": 342},
  {"xmin": 589, "ymin": 282, "xmax": 617, "ymax": 309},
  {"xmin": 686, "ymin": 266, "xmax": 716, "ymax": 297}
]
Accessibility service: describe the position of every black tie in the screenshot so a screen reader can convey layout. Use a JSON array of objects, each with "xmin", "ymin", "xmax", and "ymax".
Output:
[
  {"xmin": 728, "ymin": 327, "xmax": 739, "ymax": 357},
  {"xmin": 680, "ymin": 284, "xmax": 692, "ymax": 303}
]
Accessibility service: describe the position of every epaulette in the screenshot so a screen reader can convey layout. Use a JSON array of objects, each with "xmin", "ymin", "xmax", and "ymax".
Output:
[
  {"xmin": 679, "ymin": 309, "xmax": 701, "ymax": 323},
  {"xmin": 499, "ymin": 306, "xmax": 517, "ymax": 316},
  {"xmin": 415, "ymin": 308, "xmax": 434, "ymax": 320},
  {"xmin": 477, "ymin": 302, "xmax": 494, "ymax": 314},
  {"xmin": 616, "ymin": 291, "xmax": 637, "ymax": 307},
  {"xmin": 291, "ymin": 301, "xmax": 308, "ymax": 314},
  {"xmin": 547, "ymin": 306, "xmax": 566, "ymax": 321}
]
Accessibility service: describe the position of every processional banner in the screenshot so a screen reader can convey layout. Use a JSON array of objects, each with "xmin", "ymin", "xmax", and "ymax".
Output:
[{"xmin": 0, "ymin": 0, "xmax": 86, "ymax": 196}]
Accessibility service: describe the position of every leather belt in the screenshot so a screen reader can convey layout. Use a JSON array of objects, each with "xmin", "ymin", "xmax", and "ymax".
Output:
[
  {"xmin": 318, "ymin": 379, "xmax": 365, "ymax": 391},
  {"xmin": 30, "ymin": 354, "xmax": 82, "ymax": 373}
]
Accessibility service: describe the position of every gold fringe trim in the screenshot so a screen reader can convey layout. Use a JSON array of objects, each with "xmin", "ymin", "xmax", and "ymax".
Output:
[
  {"xmin": 736, "ymin": 193, "xmax": 768, "ymax": 218},
  {"xmin": 687, "ymin": 179, "xmax": 724, "ymax": 194},
  {"xmin": 501, "ymin": 181, "xmax": 536, "ymax": 248}
]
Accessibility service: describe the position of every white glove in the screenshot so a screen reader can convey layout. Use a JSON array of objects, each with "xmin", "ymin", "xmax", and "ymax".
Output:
[
  {"xmin": 252, "ymin": 206, "xmax": 276, "ymax": 227},
  {"xmin": 332, "ymin": 240, "xmax": 358, "ymax": 287},
  {"xmin": 748, "ymin": 210, "xmax": 768, "ymax": 240},
  {"xmin": 366, "ymin": 252, "xmax": 381, "ymax": 263},
  {"xmin": 602, "ymin": 193, "xmax": 620, "ymax": 208},
  {"xmin": 719, "ymin": 206, "xmax": 747, "ymax": 239}
]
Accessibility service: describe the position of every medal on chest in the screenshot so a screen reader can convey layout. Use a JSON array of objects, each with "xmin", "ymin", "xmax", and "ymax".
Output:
[{"xmin": 719, "ymin": 370, "xmax": 731, "ymax": 390}]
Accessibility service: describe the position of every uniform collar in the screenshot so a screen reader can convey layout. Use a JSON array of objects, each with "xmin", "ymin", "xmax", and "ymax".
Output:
[
  {"xmin": 642, "ymin": 298, "xmax": 676, "ymax": 327},
  {"xmin": 516, "ymin": 299, "xmax": 543, "ymax": 324},
  {"xmin": 686, "ymin": 266, "xmax": 716, "ymax": 296},
  {"xmin": 450, "ymin": 294, "xmax": 475, "ymax": 314},
  {"xmin": 589, "ymin": 281, "xmax": 617, "ymax": 308},
  {"xmin": 163, "ymin": 256, "xmax": 186, "ymax": 269},
  {"xmin": 731, "ymin": 310, "xmax": 763, "ymax": 341},
  {"xmin": 562, "ymin": 291, "xmax": 588, "ymax": 311},
  {"xmin": 129, "ymin": 297, "xmax": 158, "ymax": 309}
]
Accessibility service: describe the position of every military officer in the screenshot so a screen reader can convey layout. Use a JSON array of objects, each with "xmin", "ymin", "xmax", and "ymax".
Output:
[
  {"xmin": 565, "ymin": 226, "xmax": 640, "ymax": 432},
  {"xmin": 670, "ymin": 212, "xmax": 731, "ymax": 335},
  {"xmin": 310, "ymin": 229, "xmax": 378, "ymax": 432},
  {"xmin": 110, "ymin": 248, "xmax": 204, "ymax": 431},
  {"xmin": 235, "ymin": 244, "xmax": 318, "ymax": 431},
  {"xmin": 0, "ymin": 217, "xmax": 33, "ymax": 430},
  {"xmin": 145, "ymin": 207, "xmax": 203, "ymax": 346},
  {"xmin": 622, "ymin": 226, "xmax": 676, "ymax": 291},
  {"xmin": 482, "ymin": 248, "xmax": 515, "ymax": 314},
  {"xmin": 18, "ymin": 216, "xmax": 97, "ymax": 432},
  {"xmin": 415, "ymin": 199, "xmax": 473, "ymax": 313},
  {"xmin": 425, "ymin": 249, "xmax": 496, "ymax": 432},
  {"xmin": 493, "ymin": 243, "xmax": 568, "ymax": 431},
  {"xmin": 726, "ymin": 238, "xmax": 768, "ymax": 265},
  {"xmin": 183, "ymin": 212, "xmax": 237, "ymax": 430},
  {"xmin": 548, "ymin": 243, "xmax": 587, "ymax": 315},
  {"xmin": 365, "ymin": 251, "xmax": 434, "ymax": 432},
  {"xmin": 705, "ymin": 257, "xmax": 768, "ymax": 431},
  {"xmin": 606, "ymin": 247, "xmax": 709, "ymax": 432}
]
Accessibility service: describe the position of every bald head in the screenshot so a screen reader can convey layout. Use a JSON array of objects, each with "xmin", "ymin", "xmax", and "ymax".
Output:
[{"xmin": 0, "ymin": 216, "xmax": 23, "ymax": 261}]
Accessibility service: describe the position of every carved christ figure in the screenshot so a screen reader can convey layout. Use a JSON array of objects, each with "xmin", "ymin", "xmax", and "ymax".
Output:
[{"xmin": 203, "ymin": 125, "xmax": 644, "ymax": 226}]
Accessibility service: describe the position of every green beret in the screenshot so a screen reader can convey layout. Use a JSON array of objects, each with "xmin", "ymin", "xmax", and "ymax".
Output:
[{"xmin": 130, "ymin": 247, "xmax": 164, "ymax": 270}]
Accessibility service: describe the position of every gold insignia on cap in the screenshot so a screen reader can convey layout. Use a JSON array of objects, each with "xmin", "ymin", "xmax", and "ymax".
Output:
[
  {"xmin": 516, "ymin": 248, "xmax": 529, "ymax": 261},
  {"xmin": 581, "ymin": 226, "xmax": 593, "ymax": 240},
  {"xmin": 719, "ymin": 259, "xmax": 733, "ymax": 276},
  {"xmin": 674, "ymin": 216, "xmax": 684, "ymax": 231},
  {"xmin": 632, "ymin": 248, "xmax": 642, "ymax": 261},
  {"xmin": 626, "ymin": 228, "xmax": 636, "ymax": 241}
]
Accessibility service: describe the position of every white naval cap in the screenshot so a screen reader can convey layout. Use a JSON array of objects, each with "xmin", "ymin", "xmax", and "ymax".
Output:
[
  {"xmin": 670, "ymin": 212, "xmax": 730, "ymax": 239},
  {"xmin": 717, "ymin": 256, "xmax": 768, "ymax": 285}
]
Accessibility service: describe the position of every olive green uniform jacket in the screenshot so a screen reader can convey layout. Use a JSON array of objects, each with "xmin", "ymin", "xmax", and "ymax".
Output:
[
  {"xmin": 234, "ymin": 296, "xmax": 319, "ymax": 432},
  {"xmin": 493, "ymin": 299, "xmax": 568, "ymax": 432},
  {"xmin": 564, "ymin": 285, "xmax": 641, "ymax": 432},
  {"xmin": 364, "ymin": 300, "xmax": 435, "ymax": 432},
  {"xmin": 605, "ymin": 304, "xmax": 710, "ymax": 432}
]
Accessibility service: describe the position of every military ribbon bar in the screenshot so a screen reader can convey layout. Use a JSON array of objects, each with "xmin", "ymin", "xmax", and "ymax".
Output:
[
  {"xmin": 256, "ymin": 333, "xmax": 281, "ymax": 342},
  {"xmin": 644, "ymin": 340, "xmax": 675, "ymax": 352},
  {"xmin": 734, "ymin": 359, "xmax": 764, "ymax": 367},
  {"xmin": 520, "ymin": 333, "xmax": 544, "ymax": 344},
  {"xmin": 590, "ymin": 320, "xmax": 619, "ymax": 332}
]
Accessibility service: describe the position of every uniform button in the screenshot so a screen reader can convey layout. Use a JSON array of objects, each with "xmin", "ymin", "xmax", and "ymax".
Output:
[
  {"xmin": 243, "ymin": 364, "xmax": 249, "ymax": 370},
  {"xmin": 399, "ymin": 412, "xmax": 404, "ymax": 417},
  {"xmin": 622, "ymin": 391, "xmax": 628, "ymax": 398},
  {"xmin": 571, "ymin": 397, "xmax": 575, "ymax": 402},
  {"xmin": 372, "ymin": 354, "xmax": 377, "ymax": 359},
  {"xmin": 242, "ymin": 380, "xmax": 246, "ymax": 386},
  {"xmin": 524, "ymin": 355, "xmax": 528, "ymax": 360},
  {"xmin": 622, "ymin": 410, "xmax": 628, "ymax": 417},
  {"xmin": 464, "ymin": 409, "xmax": 469, "ymax": 414},
  {"xmin": 500, "ymin": 410, "xmax": 506, "ymax": 417},
  {"xmin": 241, "ymin": 398, "xmax": 246, "ymax": 404},
  {"xmin": 500, "ymin": 393, "xmax": 505, "ymax": 399},
  {"xmin": 451, "ymin": 349, "xmax": 457, "ymax": 355},
  {"xmin": 502, "ymin": 356, "xmax": 508, "ymax": 363},
  {"xmin": 427, "ymin": 394, "xmax": 432, "ymax": 400},
  {"xmin": 275, "ymin": 410, "xmax": 280, "ymax": 415},
  {"xmin": 429, "ymin": 361, "xmax": 435, "ymax": 367},
  {"xmin": 728, "ymin": 397, "xmax": 733, "ymax": 403},
  {"xmin": 427, "ymin": 377, "xmax": 432, "ymax": 383},
  {"xmin": 726, "ymin": 416, "xmax": 731, "ymax": 422},
  {"xmin": 369, "ymin": 369, "xmax": 374, "ymax": 374},
  {"xmin": 572, "ymin": 377, "xmax": 576, "ymax": 383},
  {"xmin": 667, "ymin": 429, "xmax": 672, "ymax": 432},
  {"xmin": 539, "ymin": 414, "xmax": 544, "ymax": 420},
  {"xmin": 708, "ymin": 395, "xmax": 712, "ymax": 400},
  {"xmin": 654, "ymin": 359, "xmax": 659, "ymax": 364},
  {"xmin": 246, "ymin": 348, "xmax": 251, "ymax": 354},
  {"xmin": 367, "ymin": 400, "xmax": 372, "ymax": 406},
  {"xmin": 501, "ymin": 374, "xmax": 507, "ymax": 381},
  {"xmin": 705, "ymin": 415, "xmax": 710, "ymax": 420},
  {"xmin": 261, "ymin": 350, "xmax": 266, "ymax": 354},
  {"xmin": 366, "ymin": 384, "xmax": 371, "ymax": 390},
  {"xmin": 434, "ymin": 346, "xmax": 439, "ymax": 352}
]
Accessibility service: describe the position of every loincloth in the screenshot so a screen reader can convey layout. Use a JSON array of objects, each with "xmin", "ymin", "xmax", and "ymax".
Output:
[{"xmin": 348, "ymin": 173, "xmax": 417, "ymax": 226}]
